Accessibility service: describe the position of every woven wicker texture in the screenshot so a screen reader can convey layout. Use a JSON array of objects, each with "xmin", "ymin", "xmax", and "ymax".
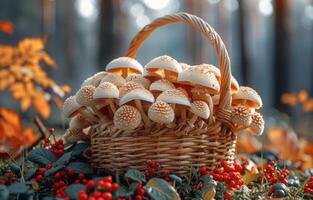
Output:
[{"xmin": 91, "ymin": 12, "xmax": 236, "ymax": 175}]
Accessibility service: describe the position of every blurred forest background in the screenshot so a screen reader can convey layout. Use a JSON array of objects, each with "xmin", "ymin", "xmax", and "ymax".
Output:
[{"xmin": 0, "ymin": 0, "xmax": 313, "ymax": 138}]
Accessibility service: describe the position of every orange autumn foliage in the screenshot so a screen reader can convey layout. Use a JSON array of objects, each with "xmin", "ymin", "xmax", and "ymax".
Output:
[
  {"xmin": 0, "ymin": 37, "xmax": 71, "ymax": 118},
  {"xmin": 281, "ymin": 89, "xmax": 313, "ymax": 112},
  {"xmin": 0, "ymin": 108, "xmax": 38, "ymax": 158},
  {"xmin": 0, "ymin": 20, "xmax": 14, "ymax": 34}
]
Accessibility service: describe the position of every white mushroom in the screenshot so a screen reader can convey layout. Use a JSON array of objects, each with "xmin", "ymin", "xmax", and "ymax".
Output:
[
  {"xmin": 93, "ymin": 82, "xmax": 119, "ymax": 113},
  {"xmin": 148, "ymin": 101, "xmax": 175, "ymax": 124},
  {"xmin": 149, "ymin": 79, "xmax": 176, "ymax": 98},
  {"xmin": 113, "ymin": 105, "xmax": 142, "ymax": 131},
  {"xmin": 232, "ymin": 86, "xmax": 263, "ymax": 109},
  {"xmin": 189, "ymin": 100, "xmax": 210, "ymax": 126},
  {"xmin": 247, "ymin": 112, "xmax": 264, "ymax": 136},
  {"xmin": 125, "ymin": 74, "xmax": 151, "ymax": 89},
  {"xmin": 69, "ymin": 114, "xmax": 92, "ymax": 130},
  {"xmin": 119, "ymin": 81, "xmax": 144, "ymax": 98},
  {"xmin": 231, "ymin": 105, "xmax": 252, "ymax": 131},
  {"xmin": 106, "ymin": 57, "xmax": 143, "ymax": 78},
  {"xmin": 91, "ymin": 71, "xmax": 108, "ymax": 86},
  {"xmin": 100, "ymin": 73, "xmax": 126, "ymax": 88}
]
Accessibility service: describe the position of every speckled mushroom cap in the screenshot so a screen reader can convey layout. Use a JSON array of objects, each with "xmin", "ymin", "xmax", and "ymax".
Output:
[
  {"xmin": 106, "ymin": 57, "xmax": 143, "ymax": 75},
  {"xmin": 113, "ymin": 105, "xmax": 142, "ymax": 130},
  {"xmin": 63, "ymin": 96, "xmax": 83, "ymax": 118},
  {"xmin": 149, "ymin": 79, "xmax": 176, "ymax": 92},
  {"xmin": 93, "ymin": 82, "xmax": 119, "ymax": 100},
  {"xmin": 190, "ymin": 100, "xmax": 210, "ymax": 119},
  {"xmin": 125, "ymin": 74, "xmax": 151, "ymax": 89},
  {"xmin": 100, "ymin": 73, "xmax": 126, "ymax": 88},
  {"xmin": 231, "ymin": 105, "xmax": 252, "ymax": 127},
  {"xmin": 69, "ymin": 114, "xmax": 91, "ymax": 130},
  {"xmin": 148, "ymin": 101, "xmax": 175, "ymax": 124},
  {"xmin": 119, "ymin": 88, "xmax": 155, "ymax": 106},
  {"xmin": 76, "ymin": 85, "xmax": 96, "ymax": 106},
  {"xmin": 119, "ymin": 81, "xmax": 144, "ymax": 98},
  {"xmin": 198, "ymin": 64, "xmax": 221, "ymax": 79},
  {"xmin": 91, "ymin": 71, "xmax": 108, "ymax": 86},
  {"xmin": 157, "ymin": 89, "xmax": 191, "ymax": 107},
  {"xmin": 248, "ymin": 112, "xmax": 264, "ymax": 136},
  {"xmin": 232, "ymin": 86, "xmax": 263, "ymax": 109},
  {"xmin": 180, "ymin": 63, "xmax": 190, "ymax": 71},
  {"xmin": 177, "ymin": 65, "xmax": 220, "ymax": 94},
  {"xmin": 81, "ymin": 76, "xmax": 94, "ymax": 87},
  {"xmin": 145, "ymin": 55, "xmax": 182, "ymax": 74}
]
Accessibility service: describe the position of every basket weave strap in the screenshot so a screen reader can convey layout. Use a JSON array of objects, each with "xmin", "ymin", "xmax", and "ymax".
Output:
[{"xmin": 125, "ymin": 12, "xmax": 233, "ymax": 130}]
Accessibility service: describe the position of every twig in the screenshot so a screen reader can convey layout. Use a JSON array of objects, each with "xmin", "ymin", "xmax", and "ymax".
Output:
[{"xmin": 34, "ymin": 116, "xmax": 50, "ymax": 139}]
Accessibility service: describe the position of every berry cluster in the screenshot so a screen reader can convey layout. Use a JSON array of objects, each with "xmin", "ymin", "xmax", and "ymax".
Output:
[
  {"xmin": 0, "ymin": 171, "xmax": 16, "ymax": 185},
  {"xmin": 199, "ymin": 160, "xmax": 245, "ymax": 199},
  {"xmin": 144, "ymin": 160, "xmax": 158, "ymax": 176},
  {"xmin": 262, "ymin": 161, "xmax": 289, "ymax": 186},
  {"xmin": 78, "ymin": 176, "xmax": 119, "ymax": 200},
  {"xmin": 43, "ymin": 128, "xmax": 65, "ymax": 157},
  {"xmin": 304, "ymin": 176, "xmax": 313, "ymax": 194}
]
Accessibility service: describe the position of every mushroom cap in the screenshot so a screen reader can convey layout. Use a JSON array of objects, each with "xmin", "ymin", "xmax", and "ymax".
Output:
[
  {"xmin": 91, "ymin": 71, "xmax": 108, "ymax": 86},
  {"xmin": 190, "ymin": 100, "xmax": 210, "ymax": 119},
  {"xmin": 143, "ymin": 69, "xmax": 164, "ymax": 80},
  {"xmin": 148, "ymin": 101, "xmax": 175, "ymax": 124},
  {"xmin": 125, "ymin": 74, "xmax": 151, "ymax": 89},
  {"xmin": 232, "ymin": 86, "xmax": 262, "ymax": 109},
  {"xmin": 93, "ymin": 81, "xmax": 119, "ymax": 100},
  {"xmin": 145, "ymin": 55, "xmax": 182, "ymax": 73},
  {"xmin": 113, "ymin": 105, "xmax": 142, "ymax": 130},
  {"xmin": 119, "ymin": 88, "xmax": 155, "ymax": 106},
  {"xmin": 231, "ymin": 105, "xmax": 252, "ymax": 127},
  {"xmin": 177, "ymin": 65, "xmax": 220, "ymax": 94},
  {"xmin": 106, "ymin": 57, "xmax": 143, "ymax": 75},
  {"xmin": 100, "ymin": 73, "xmax": 126, "ymax": 88},
  {"xmin": 69, "ymin": 114, "xmax": 91, "ymax": 130},
  {"xmin": 248, "ymin": 112, "xmax": 264, "ymax": 136},
  {"xmin": 76, "ymin": 85, "xmax": 96, "ymax": 106},
  {"xmin": 231, "ymin": 76, "xmax": 239, "ymax": 93},
  {"xmin": 180, "ymin": 63, "xmax": 190, "ymax": 71},
  {"xmin": 157, "ymin": 89, "xmax": 191, "ymax": 107},
  {"xmin": 149, "ymin": 79, "xmax": 176, "ymax": 92},
  {"xmin": 119, "ymin": 81, "xmax": 144, "ymax": 98},
  {"xmin": 81, "ymin": 76, "xmax": 94, "ymax": 87},
  {"xmin": 198, "ymin": 64, "xmax": 221, "ymax": 79},
  {"xmin": 63, "ymin": 96, "xmax": 83, "ymax": 118}
]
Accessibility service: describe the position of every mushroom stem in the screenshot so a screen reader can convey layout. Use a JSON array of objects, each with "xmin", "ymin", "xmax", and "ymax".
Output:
[
  {"xmin": 189, "ymin": 114, "xmax": 198, "ymax": 125},
  {"xmin": 122, "ymin": 68, "xmax": 128, "ymax": 78},
  {"xmin": 106, "ymin": 99, "xmax": 117, "ymax": 113},
  {"xmin": 180, "ymin": 109, "xmax": 186, "ymax": 122},
  {"xmin": 78, "ymin": 108, "xmax": 99, "ymax": 122},
  {"xmin": 90, "ymin": 105, "xmax": 108, "ymax": 122},
  {"xmin": 134, "ymin": 100, "xmax": 151, "ymax": 127}
]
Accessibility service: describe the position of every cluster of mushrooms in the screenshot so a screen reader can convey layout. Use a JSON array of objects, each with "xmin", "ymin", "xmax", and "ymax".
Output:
[{"xmin": 62, "ymin": 55, "xmax": 264, "ymax": 143}]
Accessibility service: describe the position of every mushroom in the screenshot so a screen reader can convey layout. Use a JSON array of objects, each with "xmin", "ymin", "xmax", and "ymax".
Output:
[
  {"xmin": 232, "ymin": 86, "xmax": 263, "ymax": 110},
  {"xmin": 143, "ymin": 68, "xmax": 164, "ymax": 82},
  {"xmin": 81, "ymin": 76, "xmax": 94, "ymax": 87},
  {"xmin": 180, "ymin": 63, "xmax": 190, "ymax": 71},
  {"xmin": 100, "ymin": 73, "xmax": 126, "ymax": 88},
  {"xmin": 93, "ymin": 82, "xmax": 119, "ymax": 113},
  {"xmin": 63, "ymin": 95, "xmax": 98, "ymax": 122},
  {"xmin": 145, "ymin": 55, "xmax": 182, "ymax": 82},
  {"xmin": 149, "ymin": 79, "xmax": 176, "ymax": 98},
  {"xmin": 91, "ymin": 71, "xmax": 108, "ymax": 86},
  {"xmin": 231, "ymin": 77, "xmax": 240, "ymax": 93},
  {"xmin": 69, "ymin": 114, "xmax": 92, "ymax": 130},
  {"xmin": 113, "ymin": 105, "xmax": 142, "ymax": 131},
  {"xmin": 177, "ymin": 65, "xmax": 220, "ymax": 95},
  {"xmin": 63, "ymin": 128, "xmax": 89, "ymax": 143},
  {"xmin": 148, "ymin": 101, "xmax": 175, "ymax": 124},
  {"xmin": 188, "ymin": 100, "xmax": 210, "ymax": 126},
  {"xmin": 119, "ymin": 81, "xmax": 144, "ymax": 98},
  {"xmin": 156, "ymin": 89, "xmax": 191, "ymax": 122},
  {"xmin": 125, "ymin": 74, "xmax": 151, "ymax": 89},
  {"xmin": 119, "ymin": 88, "xmax": 154, "ymax": 126},
  {"xmin": 247, "ymin": 112, "xmax": 264, "ymax": 136},
  {"xmin": 76, "ymin": 85, "xmax": 107, "ymax": 121},
  {"xmin": 231, "ymin": 105, "xmax": 252, "ymax": 131},
  {"xmin": 106, "ymin": 57, "xmax": 143, "ymax": 78}
]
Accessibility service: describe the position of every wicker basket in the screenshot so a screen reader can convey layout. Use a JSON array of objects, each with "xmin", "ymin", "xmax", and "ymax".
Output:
[{"xmin": 90, "ymin": 12, "xmax": 236, "ymax": 175}]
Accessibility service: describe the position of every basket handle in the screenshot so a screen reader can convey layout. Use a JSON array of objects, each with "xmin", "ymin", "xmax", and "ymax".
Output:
[{"xmin": 125, "ymin": 12, "xmax": 233, "ymax": 129}]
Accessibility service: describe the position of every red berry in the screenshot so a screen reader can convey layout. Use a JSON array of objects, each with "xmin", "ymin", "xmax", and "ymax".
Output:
[
  {"xmin": 102, "ymin": 192, "xmax": 112, "ymax": 200},
  {"xmin": 46, "ymin": 163, "xmax": 52, "ymax": 169},
  {"xmin": 111, "ymin": 183, "xmax": 119, "ymax": 191},
  {"xmin": 49, "ymin": 128, "xmax": 55, "ymax": 133},
  {"xmin": 54, "ymin": 172, "xmax": 62, "ymax": 180},
  {"xmin": 86, "ymin": 180, "xmax": 95, "ymax": 189},
  {"xmin": 78, "ymin": 173, "xmax": 85, "ymax": 180},
  {"xmin": 102, "ymin": 182, "xmax": 112, "ymax": 191},
  {"xmin": 7, "ymin": 171, "xmax": 14, "ymax": 179},
  {"xmin": 38, "ymin": 168, "xmax": 46, "ymax": 175},
  {"xmin": 88, "ymin": 197, "xmax": 96, "ymax": 200},
  {"xmin": 92, "ymin": 191, "xmax": 102, "ymax": 198},
  {"xmin": 0, "ymin": 179, "xmax": 6, "ymax": 185},
  {"xmin": 234, "ymin": 163, "xmax": 243, "ymax": 173},
  {"xmin": 135, "ymin": 195, "xmax": 143, "ymax": 200},
  {"xmin": 36, "ymin": 175, "xmax": 43, "ymax": 182},
  {"xmin": 136, "ymin": 188, "xmax": 145, "ymax": 195},
  {"xmin": 68, "ymin": 169, "xmax": 75, "ymax": 176},
  {"xmin": 199, "ymin": 166, "xmax": 207, "ymax": 175},
  {"xmin": 221, "ymin": 160, "xmax": 229, "ymax": 168},
  {"xmin": 103, "ymin": 176, "xmax": 112, "ymax": 183},
  {"xmin": 224, "ymin": 192, "xmax": 232, "ymax": 199},
  {"xmin": 268, "ymin": 161, "xmax": 275, "ymax": 166}
]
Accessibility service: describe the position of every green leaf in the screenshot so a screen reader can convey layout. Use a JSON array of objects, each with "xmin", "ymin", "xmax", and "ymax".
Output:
[
  {"xmin": 25, "ymin": 168, "xmax": 37, "ymax": 180},
  {"xmin": 66, "ymin": 162, "xmax": 93, "ymax": 174},
  {"xmin": 42, "ymin": 197, "xmax": 64, "ymax": 200},
  {"xmin": 72, "ymin": 143, "xmax": 89, "ymax": 156},
  {"xmin": 144, "ymin": 178, "xmax": 180, "ymax": 200},
  {"xmin": 8, "ymin": 182, "xmax": 29, "ymax": 194},
  {"xmin": 116, "ymin": 185, "xmax": 135, "ymax": 197},
  {"xmin": 27, "ymin": 148, "xmax": 57, "ymax": 166},
  {"xmin": 125, "ymin": 169, "xmax": 146, "ymax": 183},
  {"xmin": 55, "ymin": 152, "xmax": 72, "ymax": 165},
  {"xmin": 9, "ymin": 164, "xmax": 20, "ymax": 175},
  {"xmin": 45, "ymin": 165, "xmax": 64, "ymax": 177},
  {"xmin": 0, "ymin": 185, "xmax": 9, "ymax": 200},
  {"xmin": 65, "ymin": 184, "xmax": 85, "ymax": 200}
]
